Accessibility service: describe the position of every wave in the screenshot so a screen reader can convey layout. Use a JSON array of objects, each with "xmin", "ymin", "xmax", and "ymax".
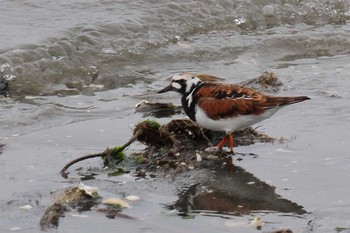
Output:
[{"xmin": 0, "ymin": 0, "xmax": 349, "ymax": 97}]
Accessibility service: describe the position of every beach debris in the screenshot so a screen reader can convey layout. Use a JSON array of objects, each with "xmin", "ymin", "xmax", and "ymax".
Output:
[
  {"xmin": 19, "ymin": 205, "xmax": 33, "ymax": 210},
  {"xmin": 39, "ymin": 203, "xmax": 67, "ymax": 230},
  {"xmin": 78, "ymin": 183, "xmax": 100, "ymax": 198},
  {"xmin": 134, "ymin": 100, "xmax": 181, "ymax": 117},
  {"xmin": 270, "ymin": 229, "xmax": 293, "ymax": 233},
  {"xmin": 239, "ymin": 71, "xmax": 284, "ymax": 92},
  {"xmin": 54, "ymin": 187, "xmax": 93, "ymax": 205},
  {"xmin": 126, "ymin": 195, "xmax": 140, "ymax": 201},
  {"xmin": 102, "ymin": 146, "xmax": 126, "ymax": 167},
  {"xmin": 95, "ymin": 208, "xmax": 137, "ymax": 220},
  {"xmin": 69, "ymin": 213, "xmax": 89, "ymax": 218},
  {"xmin": 196, "ymin": 153, "xmax": 202, "ymax": 162},
  {"xmin": 234, "ymin": 17, "xmax": 246, "ymax": 25},
  {"xmin": 60, "ymin": 145, "xmax": 129, "ymax": 178},
  {"xmin": 40, "ymin": 184, "xmax": 120, "ymax": 230},
  {"xmin": 250, "ymin": 216, "xmax": 263, "ymax": 229},
  {"xmin": 44, "ymin": 188, "xmax": 135, "ymax": 223},
  {"xmin": 102, "ymin": 198, "xmax": 131, "ymax": 209},
  {"xmin": 60, "ymin": 117, "xmax": 275, "ymax": 178}
]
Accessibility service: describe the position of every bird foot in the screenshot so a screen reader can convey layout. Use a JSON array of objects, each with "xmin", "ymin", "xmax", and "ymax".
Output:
[{"xmin": 228, "ymin": 150, "xmax": 235, "ymax": 155}]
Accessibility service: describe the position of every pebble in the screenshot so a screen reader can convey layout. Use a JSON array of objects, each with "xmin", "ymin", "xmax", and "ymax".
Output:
[
  {"xmin": 19, "ymin": 205, "xmax": 32, "ymax": 210},
  {"xmin": 126, "ymin": 195, "xmax": 140, "ymax": 201}
]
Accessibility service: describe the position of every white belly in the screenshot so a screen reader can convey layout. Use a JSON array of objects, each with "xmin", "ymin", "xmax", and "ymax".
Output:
[{"xmin": 195, "ymin": 106, "xmax": 280, "ymax": 133}]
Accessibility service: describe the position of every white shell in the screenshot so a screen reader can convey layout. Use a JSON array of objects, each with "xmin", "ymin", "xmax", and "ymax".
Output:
[
  {"xmin": 126, "ymin": 195, "xmax": 140, "ymax": 201},
  {"xmin": 19, "ymin": 205, "xmax": 32, "ymax": 210},
  {"xmin": 102, "ymin": 198, "xmax": 131, "ymax": 208},
  {"xmin": 250, "ymin": 216, "xmax": 263, "ymax": 228},
  {"xmin": 78, "ymin": 183, "xmax": 99, "ymax": 197},
  {"xmin": 196, "ymin": 153, "xmax": 202, "ymax": 162}
]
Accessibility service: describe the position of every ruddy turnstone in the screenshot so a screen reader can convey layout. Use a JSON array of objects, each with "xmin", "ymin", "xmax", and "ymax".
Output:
[{"xmin": 158, "ymin": 72, "xmax": 310, "ymax": 154}]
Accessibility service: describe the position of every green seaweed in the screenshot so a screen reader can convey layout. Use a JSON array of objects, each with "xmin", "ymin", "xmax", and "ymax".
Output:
[
  {"xmin": 103, "ymin": 146, "xmax": 126, "ymax": 167},
  {"xmin": 143, "ymin": 119, "xmax": 161, "ymax": 130},
  {"xmin": 109, "ymin": 146, "xmax": 126, "ymax": 160}
]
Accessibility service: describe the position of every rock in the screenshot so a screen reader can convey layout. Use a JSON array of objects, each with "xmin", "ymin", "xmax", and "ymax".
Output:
[
  {"xmin": 239, "ymin": 71, "xmax": 284, "ymax": 92},
  {"xmin": 39, "ymin": 203, "xmax": 67, "ymax": 230},
  {"xmin": 19, "ymin": 205, "xmax": 33, "ymax": 210},
  {"xmin": 78, "ymin": 183, "xmax": 100, "ymax": 198},
  {"xmin": 126, "ymin": 195, "xmax": 140, "ymax": 201},
  {"xmin": 0, "ymin": 75, "xmax": 8, "ymax": 96}
]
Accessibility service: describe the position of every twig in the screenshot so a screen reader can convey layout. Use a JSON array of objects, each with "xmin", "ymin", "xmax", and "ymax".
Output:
[
  {"xmin": 60, "ymin": 152, "xmax": 105, "ymax": 178},
  {"xmin": 60, "ymin": 136, "xmax": 137, "ymax": 178}
]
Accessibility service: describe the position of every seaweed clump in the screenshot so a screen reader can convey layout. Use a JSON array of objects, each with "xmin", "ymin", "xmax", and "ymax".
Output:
[{"xmin": 131, "ymin": 118, "xmax": 275, "ymax": 173}]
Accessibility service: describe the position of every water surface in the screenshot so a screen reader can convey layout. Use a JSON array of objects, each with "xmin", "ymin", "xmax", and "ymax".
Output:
[{"xmin": 1, "ymin": 0, "xmax": 350, "ymax": 232}]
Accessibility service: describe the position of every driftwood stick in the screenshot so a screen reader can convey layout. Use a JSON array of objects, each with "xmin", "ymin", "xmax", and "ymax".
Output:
[
  {"xmin": 60, "ymin": 136, "xmax": 137, "ymax": 178},
  {"xmin": 60, "ymin": 152, "xmax": 105, "ymax": 178}
]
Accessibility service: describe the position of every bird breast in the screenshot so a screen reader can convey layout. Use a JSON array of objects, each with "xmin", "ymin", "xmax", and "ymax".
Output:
[{"xmin": 195, "ymin": 106, "xmax": 280, "ymax": 133}]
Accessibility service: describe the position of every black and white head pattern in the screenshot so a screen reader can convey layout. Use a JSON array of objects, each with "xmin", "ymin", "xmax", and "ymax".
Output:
[{"xmin": 171, "ymin": 73, "xmax": 202, "ymax": 94}]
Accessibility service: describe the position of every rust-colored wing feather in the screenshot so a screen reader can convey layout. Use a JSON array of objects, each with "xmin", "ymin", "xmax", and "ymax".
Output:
[
  {"xmin": 195, "ymin": 82, "xmax": 309, "ymax": 120},
  {"xmin": 196, "ymin": 82, "xmax": 260, "ymax": 99},
  {"xmin": 197, "ymin": 97, "xmax": 265, "ymax": 120}
]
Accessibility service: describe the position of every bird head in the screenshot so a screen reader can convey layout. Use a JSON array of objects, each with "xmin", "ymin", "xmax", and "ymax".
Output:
[{"xmin": 158, "ymin": 73, "xmax": 202, "ymax": 95}]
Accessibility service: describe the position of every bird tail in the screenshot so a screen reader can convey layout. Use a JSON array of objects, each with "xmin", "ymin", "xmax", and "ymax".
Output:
[{"xmin": 264, "ymin": 96, "xmax": 310, "ymax": 107}]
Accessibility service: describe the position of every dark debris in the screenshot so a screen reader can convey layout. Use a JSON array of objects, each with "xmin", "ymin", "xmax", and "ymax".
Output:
[
  {"xmin": 0, "ymin": 74, "xmax": 8, "ymax": 96},
  {"xmin": 131, "ymin": 118, "xmax": 275, "ymax": 174},
  {"xmin": 239, "ymin": 71, "xmax": 284, "ymax": 93},
  {"xmin": 39, "ymin": 203, "xmax": 67, "ymax": 230}
]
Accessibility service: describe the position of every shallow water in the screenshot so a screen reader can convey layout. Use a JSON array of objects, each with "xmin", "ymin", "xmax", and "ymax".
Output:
[{"xmin": 1, "ymin": 0, "xmax": 350, "ymax": 232}]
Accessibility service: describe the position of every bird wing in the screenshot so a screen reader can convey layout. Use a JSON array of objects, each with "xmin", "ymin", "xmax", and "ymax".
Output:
[
  {"xmin": 194, "ymin": 83, "xmax": 266, "ymax": 119},
  {"xmin": 195, "ymin": 82, "xmax": 262, "ymax": 99},
  {"xmin": 195, "ymin": 83, "xmax": 309, "ymax": 120},
  {"xmin": 197, "ymin": 97, "xmax": 265, "ymax": 120}
]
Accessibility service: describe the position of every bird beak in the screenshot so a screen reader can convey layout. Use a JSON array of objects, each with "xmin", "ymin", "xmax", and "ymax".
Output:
[{"xmin": 158, "ymin": 84, "xmax": 174, "ymax": 93}]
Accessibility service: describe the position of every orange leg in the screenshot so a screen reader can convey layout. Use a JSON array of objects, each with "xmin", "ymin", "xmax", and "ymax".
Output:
[
  {"xmin": 217, "ymin": 133, "xmax": 235, "ymax": 171},
  {"xmin": 216, "ymin": 135, "xmax": 229, "ymax": 150},
  {"xmin": 228, "ymin": 133, "xmax": 234, "ymax": 154}
]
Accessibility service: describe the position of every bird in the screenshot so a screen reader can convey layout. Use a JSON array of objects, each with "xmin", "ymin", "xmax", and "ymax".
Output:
[{"xmin": 158, "ymin": 72, "xmax": 310, "ymax": 154}]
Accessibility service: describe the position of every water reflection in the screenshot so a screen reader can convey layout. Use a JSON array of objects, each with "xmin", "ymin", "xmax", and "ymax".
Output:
[{"xmin": 171, "ymin": 166, "xmax": 306, "ymax": 216}]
